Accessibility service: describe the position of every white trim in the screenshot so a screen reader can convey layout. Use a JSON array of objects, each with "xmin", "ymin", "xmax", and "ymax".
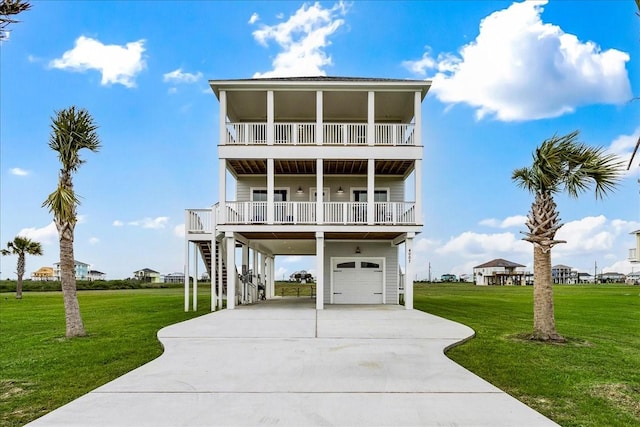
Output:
[
  {"xmin": 330, "ymin": 256, "xmax": 385, "ymax": 304},
  {"xmin": 310, "ymin": 187, "xmax": 330, "ymax": 202}
]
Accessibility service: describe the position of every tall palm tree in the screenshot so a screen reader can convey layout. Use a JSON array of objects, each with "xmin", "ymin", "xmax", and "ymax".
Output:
[
  {"xmin": 43, "ymin": 106, "xmax": 101, "ymax": 338},
  {"xmin": 1, "ymin": 236, "xmax": 42, "ymax": 299},
  {"xmin": 512, "ymin": 130, "xmax": 622, "ymax": 342}
]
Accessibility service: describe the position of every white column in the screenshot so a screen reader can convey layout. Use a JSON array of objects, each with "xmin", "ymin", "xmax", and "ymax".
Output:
[
  {"xmin": 316, "ymin": 158, "xmax": 323, "ymax": 224},
  {"xmin": 269, "ymin": 256, "xmax": 275, "ymax": 298},
  {"xmin": 184, "ymin": 239, "xmax": 190, "ymax": 312},
  {"xmin": 267, "ymin": 90, "xmax": 274, "ymax": 145},
  {"xmin": 193, "ymin": 244, "xmax": 198, "ymax": 311},
  {"xmin": 414, "ymin": 159, "xmax": 422, "ymax": 225},
  {"xmin": 405, "ymin": 233, "xmax": 414, "ymax": 310},
  {"xmin": 367, "ymin": 91, "xmax": 375, "ymax": 146},
  {"xmin": 218, "ymin": 240, "xmax": 223, "ymax": 309},
  {"xmin": 211, "ymin": 238, "xmax": 216, "ymax": 311},
  {"xmin": 242, "ymin": 244, "xmax": 249, "ymax": 303},
  {"xmin": 316, "ymin": 91, "xmax": 323, "ymax": 145},
  {"xmin": 414, "ymin": 91, "xmax": 421, "ymax": 145},
  {"xmin": 259, "ymin": 252, "xmax": 266, "ymax": 299},
  {"xmin": 367, "ymin": 158, "xmax": 375, "ymax": 225},
  {"xmin": 226, "ymin": 232, "xmax": 236, "ymax": 309},
  {"xmin": 219, "ymin": 159, "xmax": 226, "ymax": 224},
  {"xmin": 316, "ymin": 232, "xmax": 324, "ymax": 310},
  {"xmin": 267, "ymin": 158, "xmax": 274, "ymax": 224},
  {"xmin": 219, "ymin": 90, "xmax": 227, "ymax": 145}
]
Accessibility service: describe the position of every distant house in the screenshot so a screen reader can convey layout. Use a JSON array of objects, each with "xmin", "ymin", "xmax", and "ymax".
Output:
[
  {"xmin": 53, "ymin": 260, "xmax": 90, "ymax": 281},
  {"xmin": 628, "ymin": 229, "xmax": 640, "ymax": 263},
  {"xmin": 164, "ymin": 272, "xmax": 185, "ymax": 284},
  {"xmin": 32, "ymin": 266, "xmax": 55, "ymax": 281},
  {"xmin": 473, "ymin": 258, "xmax": 527, "ymax": 286},
  {"xmin": 552, "ymin": 264, "xmax": 576, "ymax": 284},
  {"xmin": 625, "ymin": 271, "xmax": 640, "ymax": 285},
  {"xmin": 441, "ymin": 274, "xmax": 457, "ymax": 282},
  {"xmin": 88, "ymin": 270, "xmax": 106, "ymax": 281},
  {"xmin": 577, "ymin": 272, "xmax": 594, "ymax": 283},
  {"xmin": 134, "ymin": 268, "xmax": 161, "ymax": 283},
  {"xmin": 597, "ymin": 272, "xmax": 625, "ymax": 283},
  {"xmin": 289, "ymin": 270, "xmax": 314, "ymax": 283}
]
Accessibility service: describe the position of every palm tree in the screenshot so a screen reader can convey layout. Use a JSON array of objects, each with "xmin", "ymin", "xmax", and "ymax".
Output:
[
  {"xmin": 512, "ymin": 130, "xmax": 623, "ymax": 342},
  {"xmin": 43, "ymin": 106, "xmax": 101, "ymax": 338},
  {"xmin": 0, "ymin": 0, "xmax": 31, "ymax": 40},
  {"xmin": 1, "ymin": 236, "xmax": 42, "ymax": 299}
]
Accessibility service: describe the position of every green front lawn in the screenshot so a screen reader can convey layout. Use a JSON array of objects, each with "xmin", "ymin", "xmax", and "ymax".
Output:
[
  {"xmin": 0, "ymin": 289, "xmax": 210, "ymax": 427},
  {"xmin": 414, "ymin": 283, "xmax": 640, "ymax": 427}
]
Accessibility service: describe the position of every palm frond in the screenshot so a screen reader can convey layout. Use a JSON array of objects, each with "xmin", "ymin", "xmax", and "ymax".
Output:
[{"xmin": 42, "ymin": 185, "xmax": 80, "ymax": 224}]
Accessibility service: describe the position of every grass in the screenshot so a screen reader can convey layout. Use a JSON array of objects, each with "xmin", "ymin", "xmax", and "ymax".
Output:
[
  {"xmin": 2, "ymin": 284, "xmax": 638, "ymax": 426},
  {"xmin": 275, "ymin": 281, "xmax": 316, "ymax": 297},
  {"xmin": 0, "ymin": 288, "xmax": 210, "ymax": 427},
  {"xmin": 414, "ymin": 283, "xmax": 640, "ymax": 427}
]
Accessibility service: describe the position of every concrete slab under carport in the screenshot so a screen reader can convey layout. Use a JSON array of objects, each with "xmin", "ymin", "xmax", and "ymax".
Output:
[{"xmin": 26, "ymin": 298, "xmax": 559, "ymax": 427}]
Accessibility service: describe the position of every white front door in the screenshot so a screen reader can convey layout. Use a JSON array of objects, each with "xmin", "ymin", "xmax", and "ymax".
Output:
[{"xmin": 332, "ymin": 258, "xmax": 384, "ymax": 304}]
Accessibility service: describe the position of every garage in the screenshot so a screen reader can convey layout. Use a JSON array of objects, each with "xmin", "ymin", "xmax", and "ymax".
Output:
[{"xmin": 331, "ymin": 258, "xmax": 385, "ymax": 304}]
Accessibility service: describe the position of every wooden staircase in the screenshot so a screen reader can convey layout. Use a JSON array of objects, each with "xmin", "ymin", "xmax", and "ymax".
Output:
[{"xmin": 195, "ymin": 239, "xmax": 227, "ymax": 294}]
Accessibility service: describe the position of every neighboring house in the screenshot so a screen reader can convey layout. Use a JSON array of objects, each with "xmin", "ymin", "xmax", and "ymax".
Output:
[
  {"xmin": 625, "ymin": 271, "xmax": 640, "ymax": 285},
  {"xmin": 164, "ymin": 272, "xmax": 185, "ymax": 284},
  {"xmin": 441, "ymin": 274, "xmax": 457, "ymax": 282},
  {"xmin": 577, "ymin": 272, "xmax": 594, "ymax": 283},
  {"xmin": 134, "ymin": 268, "xmax": 161, "ymax": 283},
  {"xmin": 552, "ymin": 264, "xmax": 574, "ymax": 284},
  {"xmin": 32, "ymin": 266, "xmax": 54, "ymax": 281},
  {"xmin": 87, "ymin": 270, "xmax": 106, "ymax": 281},
  {"xmin": 597, "ymin": 272, "xmax": 626, "ymax": 283},
  {"xmin": 185, "ymin": 76, "xmax": 430, "ymax": 309},
  {"xmin": 53, "ymin": 260, "xmax": 90, "ymax": 281},
  {"xmin": 289, "ymin": 270, "xmax": 314, "ymax": 283},
  {"xmin": 473, "ymin": 259, "xmax": 527, "ymax": 286}
]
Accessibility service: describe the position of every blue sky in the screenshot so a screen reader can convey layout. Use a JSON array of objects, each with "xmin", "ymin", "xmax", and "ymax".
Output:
[{"xmin": 1, "ymin": 0, "xmax": 639, "ymax": 281}]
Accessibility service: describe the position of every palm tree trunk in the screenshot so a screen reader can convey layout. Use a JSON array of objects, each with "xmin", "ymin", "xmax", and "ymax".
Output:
[
  {"xmin": 16, "ymin": 253, "xmax": 24, "ymax": 299},
  {"xmin": 532, "ymin": 245, "xmax": 564, "ymax": 341},
  {"xmin": 58, "ymin": 219, "xmax": 86, "ymax": 337}
]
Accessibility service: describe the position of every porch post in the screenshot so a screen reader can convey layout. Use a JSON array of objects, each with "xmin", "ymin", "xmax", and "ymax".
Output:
[
  {"xmin": 316, "ymin": 158, "xmax": 323, "ymax": 224},
  {"xmin": 219, "ymin": 159, "xmax": 226, "ymax": 224},
  {"xmin": 193, "ymin": 243, "xmax": 198, "ymax": 311},
  {"xmin": 211, "ymin": 237, "xmax": 216, "ymax": 311},
  {"xmin": 414, "ymin": 90, "xmax": 421, "ymax": 145},
  {"xmin": 415, "ymin": 158, "xmax": 422, "ymax": 225},
  {"xmin": 242, "ymin": 243, "xmax": 249, "ymax": 303},
  {"xmin": 269, "ymin": 256, "xmax": 275, "ymax": 298},
  {"xmin": 316, "ymin": 232, "xmax": 324, "ymax": 310},
  {"xmin": 217, "ymin": 240, "xmax": 223, "ymax": 309},
  {"xmin": 219, "ymin": 90, "xmax": 227, "ymax": 145},
  {"xmin": 367, "ymin": 158, "xmax": 375, "ymax": 225},
  {"xmin": 267, "ymin": 90, "xmax": 274, "ymax": 145},
  {"xmin": 367, "ymin": 91, "xmax": 374, "ymax": 146},
  {"xmin": 405, "ymin": 233, "xmax": 415, "ymax": 310},
  {"xmin": 316, "ymin": 91, "xmax": 323, "ymax": 145},
  {"xmin": 259, "ymin": 251, "xmax": 266, "ymax": 299},
  {"xmin": 267, "ymin": 158, "xmax": 274, "ymax": 224},
  {"xmin": 184, "ymin": 238, "xmax": 190, "ymax": 312},
  {"xmin": 226, "ymin": 232, "xmax": 236, "ymax": 309}
]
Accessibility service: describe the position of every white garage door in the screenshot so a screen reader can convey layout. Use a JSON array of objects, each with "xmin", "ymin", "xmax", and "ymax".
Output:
[{"xmin": 332, "ymin": 258, "xmax": 384, "ymax": 304}]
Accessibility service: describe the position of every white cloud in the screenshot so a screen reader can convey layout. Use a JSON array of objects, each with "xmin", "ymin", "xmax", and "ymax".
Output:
[
  {"xmin": 17, "ymin": 222, "xmax": 58, "ymax": 245},
  {"xmin": 403, "ymin": 0, "xmax": 631, "ymax": 121},
  {"xmin": 89, "ymin": 237, "xmax": 100, "ymax": 245},
  {"xmin": 479, "ymin": 215, "xmax": 527, "ymax": 229},
  {"xmin": 127, "ymin": 217, "xmax": 169, "ymax": 229},
  {"xmin": 606, "ymin": 128, "xmax": 640, "ymax": 173},
  {"xmin": 9, "ymin": 167, "xmax": 29, "ymax": 176},
  {"xmin": 174, "ymin": 224, "xmax": 185, "ymax": 238},
  {"xmin": 167, "ymin": 87, "xmax": 178, "ymax": 94},
  {"xmin": 275, "ymin": 266, "xmax": 288, "ymax": 280},
  {"xmin": 283, "ymin": 256, "xmax": 302, "ymax": 263},
  {"xmin": 50, "ymin": 36, "xmax": 146, "ymax": 88},
  {"xmin": 113, "ymin": 220, "xmax": 124, "ymax": 227},
  {"xmin": 252, "ymin": 1, "xmax": 348, "ymax": 78},
  {"xmin": 162, "ymin": 68, "xmax": 202, "ymax": 84},
  {"xmin": 437, "ymin": 231, "xmax": 530, "ymax": 257},
  {"xmin": 248, "ymin": 13, "xmax": 259, "ymax": 24}
]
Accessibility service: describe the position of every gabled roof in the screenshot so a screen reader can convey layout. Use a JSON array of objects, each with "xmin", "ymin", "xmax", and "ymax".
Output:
[
  {"xmin": 474, "ymin": 258, "xmax": 525, "ymax": 269},
  {"xmin": 135, "ymin": 268, "xmax": 159, "ymax": 274},
  {"xmin": 552, "ymin": 264, "xmax": 573, "ymax": 269}
]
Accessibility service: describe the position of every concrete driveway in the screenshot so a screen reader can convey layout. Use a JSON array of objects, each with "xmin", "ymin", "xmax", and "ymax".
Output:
[{"xmin": 27, "ymin": 299, "xmax": 558, "ymax": 426}]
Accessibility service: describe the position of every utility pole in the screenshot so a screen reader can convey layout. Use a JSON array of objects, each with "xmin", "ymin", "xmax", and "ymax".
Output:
[
  {"xmin": 428, "ymin": 262, "xmax": 431, "ymax": 282},
  {"xmin": 594, "ymin": 261, "xmax": 598, "ymax": 284}
]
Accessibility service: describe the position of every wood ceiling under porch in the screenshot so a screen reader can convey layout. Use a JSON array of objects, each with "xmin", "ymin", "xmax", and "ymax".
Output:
[{"xmin": 227, "ymin": 159, "xmax": 414, "ymax": 176}]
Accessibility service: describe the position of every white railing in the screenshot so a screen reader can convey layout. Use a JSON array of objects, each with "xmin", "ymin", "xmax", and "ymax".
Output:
[
  {"xmin": 186, "ymin": 209, "xmax": 213, "ymax": 233},
  {"xmin": 187, "ymin": 201, "xmax": 416, "ymax": 228},
  {"xmin": 223, "ymin": 122, "xmax": 414, "ymax": 145},
  {"xmin": 629, "ymin": 248, "xmax": 638, "ymax": 262},
  {"xmin": 375, "ymin": 124, "xmax": 415, "ymax": 146},
  {"xmin": 225, "ymin": 123, "xmax": 267, "ymax": 145}
]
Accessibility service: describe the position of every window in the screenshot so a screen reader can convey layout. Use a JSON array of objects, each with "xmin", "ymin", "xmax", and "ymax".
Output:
[
  {"xmin": 353, "ymin": 190, "xmax": 388, "ymax": 202},
  {"xmin": 252, "ymin": 189, "xmax": 287, "ymax": 201},
  {"xmin": 336, "ymin": 261, "xmax": 356, "ymax": 269},
  {"xmin": 361, "ymin": 262, "xmax": 380, "ymax": 269}
]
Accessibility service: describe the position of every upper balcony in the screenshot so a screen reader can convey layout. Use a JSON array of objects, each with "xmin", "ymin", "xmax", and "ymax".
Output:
[{"xmin": 223, "ymin": 122, "xmax": 415, "ymax": 146}]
